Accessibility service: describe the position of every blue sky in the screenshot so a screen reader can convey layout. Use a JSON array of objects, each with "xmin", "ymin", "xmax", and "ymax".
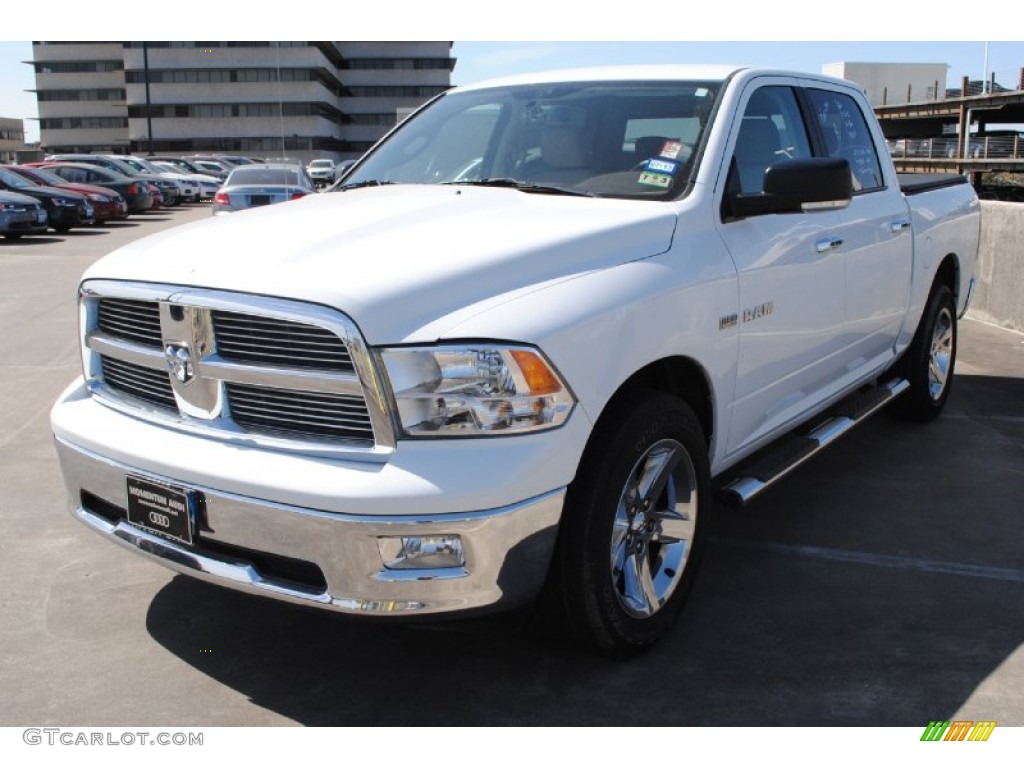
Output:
[{"xmin": 3, "ymin": 37, "xmax": 1022, "ymax": 144}]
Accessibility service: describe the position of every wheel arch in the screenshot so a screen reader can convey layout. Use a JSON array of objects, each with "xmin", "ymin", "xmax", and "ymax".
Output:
[
  {"xmin": 594, "ymin": 355, "xmax": 715, "ymax": 449},
  {"xmin": 935, "ymin": 252, "xmax": 960, "ymax": 303}
]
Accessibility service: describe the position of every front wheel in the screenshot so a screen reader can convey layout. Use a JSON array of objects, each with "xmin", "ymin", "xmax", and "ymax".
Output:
[
  {"xmin": 545, "ymin": 391, "xmax": 711, "ymax": 655},
  {"xmin": 891, "ymin": 283, "xmax": 957, "ymax": 421}
]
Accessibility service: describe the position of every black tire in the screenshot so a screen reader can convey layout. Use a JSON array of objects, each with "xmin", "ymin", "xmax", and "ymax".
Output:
[
  {"xmin": 891, "ymin": 283, "xmax": 957, "ymax": 421},
  {"xmin": 53, "ymin": 224, "xmax": 72, "ymax": 233},
  {"xmin": 4, "ymin": 233, "xmax": 23, "ymax": 240},
  {"xmin": 545, "ymin": 390, "xmax": 711, "ymax": 655}
]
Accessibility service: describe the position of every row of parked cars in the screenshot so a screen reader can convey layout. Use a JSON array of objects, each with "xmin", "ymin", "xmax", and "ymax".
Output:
[
  {"xmin": 1, "ymin": 151, "xmax": 362, "ymax": 239},
  {"xmin": 0, "ymin": 153, "xmax": 280, "ymax": 240}
]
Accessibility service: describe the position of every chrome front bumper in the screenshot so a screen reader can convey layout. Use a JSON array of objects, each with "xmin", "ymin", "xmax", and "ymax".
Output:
[{"xmin": 55, "ymin": 436, "xmax": 564, "ymax": 616}]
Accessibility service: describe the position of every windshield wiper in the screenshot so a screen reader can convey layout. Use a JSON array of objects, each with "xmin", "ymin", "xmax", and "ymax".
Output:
[
  {"xmin": 442, "ymin": 178, "xmax": 595, "ymax": 197},
  {"xmin": 333, "ymin": 179, "xmax": 396, "ymax": 192}
]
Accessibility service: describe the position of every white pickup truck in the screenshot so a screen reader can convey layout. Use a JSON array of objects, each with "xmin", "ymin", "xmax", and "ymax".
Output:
[{"xmin": 52, "ymin": 66, "xmax": 980, "ymax": 653}]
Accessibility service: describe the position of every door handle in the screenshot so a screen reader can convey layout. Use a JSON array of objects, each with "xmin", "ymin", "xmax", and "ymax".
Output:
[
  {"xmin": 889, "ymin": 219, "xmax": 911, "ymax": 234},
  {"xmin": 815, "ymin": 237, "xmax": 844, "ymax": 253}
]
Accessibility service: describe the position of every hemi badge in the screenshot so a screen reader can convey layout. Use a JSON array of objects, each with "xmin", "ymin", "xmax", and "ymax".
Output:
[{"xmin": 719, "ymin": 314, "xmax": 738, "ymax": 331}]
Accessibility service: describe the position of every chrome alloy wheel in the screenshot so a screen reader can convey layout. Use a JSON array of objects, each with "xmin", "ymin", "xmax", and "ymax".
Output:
[
  {"xmin": 928, "ymin": 306, "xmax": 954, "ymax": 400},
  {"xmin": 610, "ymin": 438, "xmax": 697, "ymax": 618}
]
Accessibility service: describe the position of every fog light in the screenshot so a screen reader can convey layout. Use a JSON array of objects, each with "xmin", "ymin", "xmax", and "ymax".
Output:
[{"xmin": 378, "ymin": 535, "xmax": 464, "ymax": 570}]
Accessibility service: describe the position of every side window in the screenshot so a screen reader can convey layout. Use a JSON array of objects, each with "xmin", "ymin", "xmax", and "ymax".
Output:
[
  {"xmin": 807, "ymin": 89, "xmax": 884, "ymax": 192},
  {"xmin": 729, "ymin": 86, "xmax": 812, "ymax": 195}
]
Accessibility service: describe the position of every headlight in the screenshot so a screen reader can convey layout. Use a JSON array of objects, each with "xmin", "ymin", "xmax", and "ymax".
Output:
[
  {"xmin": 380, "ymin": 345, "xmax": 574, "ymax": 437},
  {"xmin": 87, "ymin": 194, "xmax": 110, "ymax": 202},
  {"xmin": 54, "ymin": 198, "xmax": 77, "ymax": 207}
]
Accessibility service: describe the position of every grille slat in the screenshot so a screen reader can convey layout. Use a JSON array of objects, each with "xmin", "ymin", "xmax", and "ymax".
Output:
[
  {"xmin": 212, "ymin": 310, "xmax": 353, "ymax": 372},
  {"xmin": 98, "ymin": 299, "xmax": 162, "ymax": 348},
  {"xmin": 100, "ymin": 355, "xmax": 176, "ymax": 410},
  {"xmin": 226, "ymin": 382, "xmax": 373, "ymax": 443}
]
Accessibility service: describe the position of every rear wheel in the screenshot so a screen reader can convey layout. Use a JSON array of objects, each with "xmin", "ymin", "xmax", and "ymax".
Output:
[
  {"xmin": 892, "ymin": 283, "xmax": 957, "ymax": 421},
  {"xmin": 546, "ymin": 391, "xmax": 711, "ymax": 655}
]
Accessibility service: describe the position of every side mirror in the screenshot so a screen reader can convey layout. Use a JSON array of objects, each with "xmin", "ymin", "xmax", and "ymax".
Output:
[{"xmin": 729, "ymin": 158, "xmax": 852, "ymax": 218}]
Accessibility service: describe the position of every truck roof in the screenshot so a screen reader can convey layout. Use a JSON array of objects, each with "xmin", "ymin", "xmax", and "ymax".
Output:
[{"xmin": 453, "ymin": 65, "xmax": 859, "ymax": 93}]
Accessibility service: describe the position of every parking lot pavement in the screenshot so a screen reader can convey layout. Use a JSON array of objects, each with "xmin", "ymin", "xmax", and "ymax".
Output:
[{"xmin": 1, "ymin": 211, "xmax": 1022, "ymax": 726}]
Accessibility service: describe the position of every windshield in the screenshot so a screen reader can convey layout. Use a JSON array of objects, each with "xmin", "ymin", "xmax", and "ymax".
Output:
[
  {"xmin": 0, "ymin": 168, "xmax": 35, "ymax": 189},
  {"xmin": 309, "ymin": 160, "xmax": 332, "ymax": 168},
  {"xmin": 121, "ymin": 157, "xmax": 160, "ymax": 174},
  {"xmin": 340, "ymin": 80, "xmax": 720, "ymax": 200},
  {"xmin": 20, "ymin": 167, "xmax": 65, "ymax": 186}
]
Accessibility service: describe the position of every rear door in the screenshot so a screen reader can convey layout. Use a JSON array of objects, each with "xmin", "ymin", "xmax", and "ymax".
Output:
[{"xmin": 801, "ymin": 82, "xmax": 913, "ymax": 371}]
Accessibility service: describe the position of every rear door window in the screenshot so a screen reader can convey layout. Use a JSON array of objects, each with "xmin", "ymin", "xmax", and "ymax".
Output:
[{"xmin": 806, "ymin": 89, "xmax": 884, "ymax": 192}]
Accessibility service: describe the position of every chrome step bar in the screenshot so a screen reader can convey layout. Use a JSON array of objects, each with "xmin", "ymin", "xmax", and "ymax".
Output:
[{"xmin": 721, "ymin": 378, "xmax": 910, "ymax": 506}]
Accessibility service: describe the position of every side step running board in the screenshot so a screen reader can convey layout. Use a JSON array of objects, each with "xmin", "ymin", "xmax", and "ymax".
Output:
[{"xmin": 721, "ymin": 378, "xmax": 909, "ymax": 506}]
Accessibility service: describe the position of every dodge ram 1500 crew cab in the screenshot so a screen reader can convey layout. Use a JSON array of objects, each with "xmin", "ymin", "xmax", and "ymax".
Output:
[{"xmin": 51, "ymin": 66, "xmax": 980, "ymax": 653}]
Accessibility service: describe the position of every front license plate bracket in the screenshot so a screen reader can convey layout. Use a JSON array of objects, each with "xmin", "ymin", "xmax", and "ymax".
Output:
[{"xmin": 125, "ymin": 475, "xmax": 197, "ymax": 546}]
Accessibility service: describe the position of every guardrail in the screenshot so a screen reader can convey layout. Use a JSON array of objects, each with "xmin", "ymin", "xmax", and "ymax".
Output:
[{"xmin": 887, "ymin": 135, "xmax": 1023, "ymax": 160}]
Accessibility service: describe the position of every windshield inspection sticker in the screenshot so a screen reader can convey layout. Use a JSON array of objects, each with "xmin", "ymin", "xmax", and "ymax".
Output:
[{"xmin": 638, "ymin": 170, "xmax": 673, "ymax": 188}]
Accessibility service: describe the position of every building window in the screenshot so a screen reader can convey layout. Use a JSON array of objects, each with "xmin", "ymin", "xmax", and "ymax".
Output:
[{"xmin": 346, "ymin": 85, "xmax": 449, "ymax": 98}]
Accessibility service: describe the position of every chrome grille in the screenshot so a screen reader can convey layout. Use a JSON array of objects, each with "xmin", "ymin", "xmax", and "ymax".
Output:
[
  {"xmin": 212, "ymin": 310, "xmax": 354, "ymax": 372},
  {"xmin": 83, "ymin": 283, "xmax": 393, "ymax": 458},
  {"xmin": 98, "ymin": 298, "xmax": 162, "ymax": 348},
  {"xmin": 100, "ymin": 354, "xmax": 176, "ymax": 410},
  {"xmin": 226, "ymin": 383, "xmax": 374, "ymax": 444}
]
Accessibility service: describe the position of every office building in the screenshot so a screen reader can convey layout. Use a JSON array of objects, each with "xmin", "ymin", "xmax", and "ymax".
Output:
[{"xmin": 31, "ymin": 41, "xmax": 455, "ymax": 162}]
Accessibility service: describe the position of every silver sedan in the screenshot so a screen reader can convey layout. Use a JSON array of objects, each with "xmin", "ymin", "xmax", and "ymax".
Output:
[{"xmin": 212, "ymin": 164, "xmax": 314, "ymax": 215}]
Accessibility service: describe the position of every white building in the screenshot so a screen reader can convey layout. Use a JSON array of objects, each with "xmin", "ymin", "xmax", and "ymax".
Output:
[
  {"xmin": 31, "ymin": 42, "xmax": 454, "ymax": 163},
  {"xmin": 823, "ymin": 62, "xmax": 950, "ymax": 106}
]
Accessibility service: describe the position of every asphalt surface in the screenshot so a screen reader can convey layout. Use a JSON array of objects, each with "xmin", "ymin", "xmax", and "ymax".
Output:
[{"xmin": 1, "ymin": 205, "xmax": 1022, "ymax": 726}]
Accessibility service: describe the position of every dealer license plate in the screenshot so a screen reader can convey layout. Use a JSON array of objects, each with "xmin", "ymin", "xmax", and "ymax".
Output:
[
  {"xmin": 250, "ymin": 195, "xmax": 271, "ymax": 207},
  {"xmin": 125, "ymin": 475, "xmax": 196, "ymax": 546}
]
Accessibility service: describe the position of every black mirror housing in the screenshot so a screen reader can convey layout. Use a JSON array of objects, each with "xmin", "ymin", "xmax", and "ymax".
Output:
[{"xmin": 729, "ymin": 158, "xmax": 853, "ymax": 218}]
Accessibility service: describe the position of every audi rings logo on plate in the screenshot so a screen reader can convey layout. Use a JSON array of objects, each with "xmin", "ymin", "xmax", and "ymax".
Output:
[
  {"xmin": 164, "ymin": 343, "xmax": 194, "ymax": 385},
  {"xmin": 148, "ymin": 510, "xmax": 172, "ymax": 528}
]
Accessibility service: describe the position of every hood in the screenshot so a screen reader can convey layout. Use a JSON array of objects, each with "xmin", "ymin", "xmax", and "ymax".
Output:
[
  {"xmin": 84, "ymin": 185, "xmax": 678, "ymax": 343},
  {"xmin": 10, "ymin": 185, "xmax": 86, "ymax": 202},
  {"xmin": 0, "ymin": 190, "xmax": 41, "ymax": 206}
]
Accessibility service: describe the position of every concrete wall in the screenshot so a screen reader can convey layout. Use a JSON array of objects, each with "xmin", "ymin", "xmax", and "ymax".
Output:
[{"xmin": 966, "ymin": 201, "xmax": 1024, "ymax": 333}]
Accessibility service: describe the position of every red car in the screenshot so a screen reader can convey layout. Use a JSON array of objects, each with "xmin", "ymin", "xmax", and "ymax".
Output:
[
  {"xmin": 4, "ymin": 165, "xmax": 129, "ymax": 223},
  {"xmin": 147, "ymin": 183, "xmax": 163, "ymax": 210}
]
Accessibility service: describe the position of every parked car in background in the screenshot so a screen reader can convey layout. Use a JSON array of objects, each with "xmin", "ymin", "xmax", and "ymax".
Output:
[
  {"xmin": 148, "ymin": 161, "xmax": 220, "ymax": 201},
  {"xmin": 188, "ymin": 158, "xmax": 234, "ymax": 179},
  {"xmin": 0, "ymin": 189, "xmax": 48, "ymax": 239},
  {"xmin": 215, "ymin": 155, "xmax": 256, "ymax": 166},
  {"xmin": 147, "ymin": 156, "xmax": 226, "ymax": 182},
  {"xmin": 147, "ymin": 183, "xmax": 164, "ymax": 210},
  {"xmin": 0, "ymin": 167, "xmax": 93, "ymax": 232},
  {"xmin": 4, "ymin": 165, "xmax": 128, "ymax": 223},
  {"xmin": 47, "ymin": 154, "xmax": 181, "ymax": 207},
  {"xmin": 212, "ymin": 163, "xmax": 314, "ymax": 215},
  {"xmin": 305, "ymin": 158, "xmax": 336, "ymax": 189},
  {"xmin": 113, "ymin": 156, "xmax": 200, "ymax": 202},
  {"xmin": 38, "ymin": 162, "xmax": 154, "ymax": 214}
]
